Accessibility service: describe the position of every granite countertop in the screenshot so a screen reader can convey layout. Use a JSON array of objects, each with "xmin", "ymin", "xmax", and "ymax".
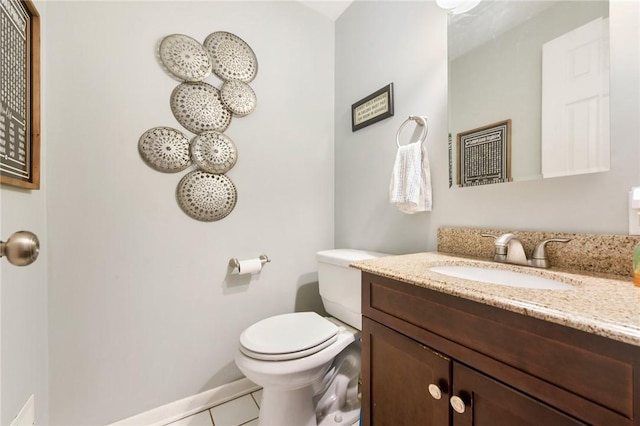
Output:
[{"xmin": 351, "ymin": 252, "xmax": 640, "ymax": 346}]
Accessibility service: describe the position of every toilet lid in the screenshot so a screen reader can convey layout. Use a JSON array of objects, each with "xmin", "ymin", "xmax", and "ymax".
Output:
[{"xmin": 240, "ymin": 312, "xmax": 339, "ymax": 355}]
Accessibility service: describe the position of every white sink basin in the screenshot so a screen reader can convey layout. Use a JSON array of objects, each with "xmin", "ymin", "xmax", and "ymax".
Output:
[{"xmin": 429, "ymin": 265, "xmax": 574, "ymax": 290}]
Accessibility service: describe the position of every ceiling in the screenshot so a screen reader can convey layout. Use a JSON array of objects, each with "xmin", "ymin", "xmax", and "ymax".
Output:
[
  {"xmin": 449, "ymin": 0, "xmax": 558, "ymax": 58},
  {"xmin": 298, "ymin": 0, "xmax": 354, "ymax": 21}
]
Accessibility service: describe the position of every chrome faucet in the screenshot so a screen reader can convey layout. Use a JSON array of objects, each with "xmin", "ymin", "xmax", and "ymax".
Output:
[{"xmin": 481, "ymin": 233, "xmax": 571, "ymax": 269}]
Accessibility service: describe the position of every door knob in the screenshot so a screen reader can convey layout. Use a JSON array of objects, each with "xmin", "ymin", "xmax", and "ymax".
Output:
[
  {"xmin": 428, "ymin": 384, "xmax": 442, "ymax": 400},
  {"xmin": 0, "ymin": 231, "xmax": 40, "ymax": 266},
  {"xmin": 450, "ymin": 395, "xmax": 467, "ymax": 414}
]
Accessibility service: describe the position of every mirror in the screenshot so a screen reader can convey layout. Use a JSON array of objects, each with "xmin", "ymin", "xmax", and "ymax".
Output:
[{"xmin": 448, "ymin": 1, "xmax": 610, "ymax": 188}]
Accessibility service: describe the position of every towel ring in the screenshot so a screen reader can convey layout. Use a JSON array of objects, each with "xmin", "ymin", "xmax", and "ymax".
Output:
[{"xmin": 396, "ymin": 115, "xmax": 428, "ymax": 147}]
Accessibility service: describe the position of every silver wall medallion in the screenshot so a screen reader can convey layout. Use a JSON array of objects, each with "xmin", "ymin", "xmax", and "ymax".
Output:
[
  {"xmin": 159, "ymin": 34, "xmax": 212, "ymax": 82},
  {"xmin": 204, "ymin": 31, "xmax": 258, "ymax": 83},
  {"xmin": 170, "ymin": 82, "xmax": 232, "ymax": 134},
  {"xmin": 176, "ymin": 170, "xmax": 237, "ymax": 221},
  {"xmin": 191, "ymin": 132, "xmax": 238, "ymax": 174},
  {"xmin": 138, "ymin": 127, "xmax": 192, "ymax": 172},
  {"xmin": 220, "ymin": 80, "xmax": 256, "ymax": 117}
]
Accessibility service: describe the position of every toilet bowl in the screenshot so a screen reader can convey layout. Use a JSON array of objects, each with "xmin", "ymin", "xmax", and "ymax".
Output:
[{"xmin": 235, "ymin": 249, "xmax": 388, "ymax": 426}]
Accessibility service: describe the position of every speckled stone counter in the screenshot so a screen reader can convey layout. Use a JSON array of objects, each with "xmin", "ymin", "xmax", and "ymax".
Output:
[
  {"xmin": 438, "ymin": 227, "xmax": 640, "ymax": 278},
  {"xmin": 351, "ymin": 252, "xmax": 640, "ymax": 346}
]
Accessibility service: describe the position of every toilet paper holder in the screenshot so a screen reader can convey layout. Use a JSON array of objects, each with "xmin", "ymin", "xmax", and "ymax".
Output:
[{"xmin": 228, "ymin": 254, "xmax": 271, "ymax": 271}]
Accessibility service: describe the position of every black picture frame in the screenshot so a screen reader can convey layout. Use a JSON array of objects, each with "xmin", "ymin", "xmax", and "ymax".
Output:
[
  {"xmin": 457, "ymin": 119, "xmax": 512, "ymax": 187},
  {"xmin": 351, "ymin": 83, "xmax": 394, "ymax": 132}
]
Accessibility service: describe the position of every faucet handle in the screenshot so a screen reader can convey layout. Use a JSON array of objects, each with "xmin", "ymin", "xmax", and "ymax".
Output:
[
  {"xmin": 530, "ymin": 238, "xmax": 571, "ymax": 268},
  {"xmin": 532, "ymin": 238, "xmax": 571, "ymax": 258},
  {"xmin": 481, "ymin": 233, "xmax": 510, "ymax": 260}
]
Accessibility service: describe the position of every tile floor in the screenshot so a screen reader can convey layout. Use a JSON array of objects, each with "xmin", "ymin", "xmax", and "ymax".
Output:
[
  {"xmin": 164, "ymin": 388, "xmax": 360, "ymax": 426},
  {"xmin": 165, "ymin": 389, "xmax": 263, "ymax": 426}
]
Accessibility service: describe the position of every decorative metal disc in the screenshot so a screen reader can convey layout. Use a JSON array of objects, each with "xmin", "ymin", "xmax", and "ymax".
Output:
[
  {"xmin": 159, "ymin": 34, "xmax": 212, "ymax": 82},
  {"xmin": 170, "ymin": 82, "xmax": 232, "ymax": 134},
  {"xmin": 177, "ymin": 170, "xmax": 237, "ymax": 221},
  {"xmin": 138, "ymin": 127, "xmax": 191, "ymax": 172},
  {"xmin": 220, "ymin": 80, "xmax": 257, "ymax": 117},
  {"xmin": 204, "ymin": 31, "xmax": 258, "ymax": 83},
  {"xmin": 191, "ymin": 132, "xmax": 238, "ymax": 174}
]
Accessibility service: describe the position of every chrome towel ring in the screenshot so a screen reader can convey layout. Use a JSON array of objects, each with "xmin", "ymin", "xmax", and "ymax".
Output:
[{"xmin": 396, "ymin": 115, "xmax": 428, "ymax": 147}]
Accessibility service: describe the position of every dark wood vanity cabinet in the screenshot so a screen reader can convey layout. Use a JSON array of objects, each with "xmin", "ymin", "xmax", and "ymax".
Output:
[
  {"xmin": 364, "ymin": 317, "xmax": 450, "ymax": 425},
  {"xmin": 360, "ymin": 272, "xmax": 640, "ymax": 426}
]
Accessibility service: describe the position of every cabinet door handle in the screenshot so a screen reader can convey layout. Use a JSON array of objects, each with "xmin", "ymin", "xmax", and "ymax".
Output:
[
  {"xmin": 450, "ymin": 395, "xmax": 467, "ymax": 414},
  {"xmin": 428, "ymin": 384, "xmax": 442, "ymax": 400}
]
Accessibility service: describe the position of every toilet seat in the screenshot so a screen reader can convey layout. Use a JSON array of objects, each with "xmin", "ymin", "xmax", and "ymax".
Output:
[
  {"xmin": 240, "ymin": 335, "xmax": 339, "ymax": 361},
  {"xmin": 240, "ymin": 312, "xmax": 339, "ymax": 361}
]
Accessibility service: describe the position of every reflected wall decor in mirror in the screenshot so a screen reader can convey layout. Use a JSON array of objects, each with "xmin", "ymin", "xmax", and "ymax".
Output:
[{"xmin": 448, "ymin": 1, "xmax": 610, "ymax": 188}]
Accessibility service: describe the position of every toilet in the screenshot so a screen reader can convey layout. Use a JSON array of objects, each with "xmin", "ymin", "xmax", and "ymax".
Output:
[{"xmin": 235, "ymin": 249, "xmax": 388, "ymax": 426}]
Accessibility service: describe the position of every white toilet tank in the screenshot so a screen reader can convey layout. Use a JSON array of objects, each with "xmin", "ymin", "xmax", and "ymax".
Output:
[{"xmin": 316, "ymin": 249, "xmax": 390, "ymax": 330}]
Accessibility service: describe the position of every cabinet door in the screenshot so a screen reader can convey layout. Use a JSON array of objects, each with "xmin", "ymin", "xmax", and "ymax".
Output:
[
  {"xmin": 451, "ymin": 363, "xmax": 587, "ymax": 426},
  {"xmin": 362, "ymin": 318, "xmax": 451, "ymax": 426}
]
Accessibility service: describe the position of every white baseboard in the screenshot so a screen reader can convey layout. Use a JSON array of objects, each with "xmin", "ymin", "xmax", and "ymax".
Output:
[{"xmin": 109, "ymin": 378, "xmax": 260, "ymax": 426}]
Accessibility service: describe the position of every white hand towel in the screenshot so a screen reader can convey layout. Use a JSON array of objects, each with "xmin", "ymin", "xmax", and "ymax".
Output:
[{"xmin": 389, "ymin": 141, "xmax": 432, "ymax": 213}]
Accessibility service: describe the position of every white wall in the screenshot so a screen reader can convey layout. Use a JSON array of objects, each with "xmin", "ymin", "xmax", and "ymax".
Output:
[
  {"xmin": 335, "ymin": 1, "xmax": 448, "ymax": 254},
  {"xmin": 0, "ymin": 1, "xmax": 49, "ymax": 425},
  {"xmin": 45, "ymin": 1, "xmax": 334, "ymax": 424},
  {"xmin": 335, "ymin": 0, "xmax": 640, "ymax": 254}
]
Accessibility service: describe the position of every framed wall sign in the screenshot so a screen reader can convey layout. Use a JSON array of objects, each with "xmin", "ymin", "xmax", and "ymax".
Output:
[
  {"xmin": 457, "ymin": 119, "xmax": 511, "ymax": 187},
  {"xmin": 351, "ymin": 83, "xmax": 394, "ymax": 132},
  {"xmin": 0, "ymin": 0, "xmax": 40, "ymax": 189}
]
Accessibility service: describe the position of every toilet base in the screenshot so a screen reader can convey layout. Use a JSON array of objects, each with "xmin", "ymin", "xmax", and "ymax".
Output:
[
  {"xmin": 257, "ymin": 382, "xmax": 361, "ymax": 426},
  {"xmin": 314, "ymin": 341, "xmax": 361, "ymax": 426},
  {"xmin": 258, "ymin": 386, "xmax": 316, "ymax": 426},
  {"xmin": 316, "ymin": 406, "xmax": 360, "ymax": 426},
  {"xmin": 254, "ymin": 341, "xmax": 362, "ymax": 426}
]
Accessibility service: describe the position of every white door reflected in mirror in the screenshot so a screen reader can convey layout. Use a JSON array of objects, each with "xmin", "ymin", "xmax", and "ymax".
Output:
[
  {"xmin": 448, "ymin": 1, "xmax": 610, "ymax": 187},
  {"xmin": 542, "ymin": 17, "xmax": 610, "ymax": 179}
]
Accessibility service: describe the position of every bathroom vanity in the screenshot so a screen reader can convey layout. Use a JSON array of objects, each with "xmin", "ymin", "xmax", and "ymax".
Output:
[{"xmin": 352, "ymin": 252, "xmax": 640, "ymax": 426}]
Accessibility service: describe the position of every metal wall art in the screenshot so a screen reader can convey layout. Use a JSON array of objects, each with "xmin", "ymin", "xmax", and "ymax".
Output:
[
  {"xmin": 170, "ymin": 82, "xmax": 232, "ymax": 134},
  {"xmin": 204, "ymin": 31, "xmax": 258, "ymax": 83},
  {"xmin": 138, "ymin": 127, "xmax": 191, "ymax": 172},
  {"xmin": 177, "ymin": 170, "xmax": 237, "ymax": 222},
  {"xmin": 138, "ymin": 30, "xmax": 258, "ymax": 221},
  {"xmin": 191, "ymin": 132, "xmax": 238, "ymax": 174},
  {"xmin": 220, "ymin": 80, "xmax": 257, "ymax": 117},
  {"xmin": 159, "ymin": 34, "xmax": 212, "ymax": 82}
]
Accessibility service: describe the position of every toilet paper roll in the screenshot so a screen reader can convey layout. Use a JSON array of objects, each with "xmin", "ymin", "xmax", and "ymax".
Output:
[{"xmin": 235, "ymin": 258, "xmax": 263, "ymax": 275}]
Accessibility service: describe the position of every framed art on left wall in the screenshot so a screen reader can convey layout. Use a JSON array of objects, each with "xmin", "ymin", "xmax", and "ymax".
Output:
[{"xmin": 0, "ymin": 0, "xmax": 40, "ymax": 189}]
